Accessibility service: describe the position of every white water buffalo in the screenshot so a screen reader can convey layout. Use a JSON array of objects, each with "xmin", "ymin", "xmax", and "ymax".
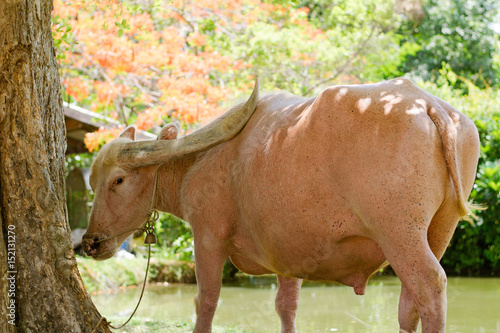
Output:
[{"xmin": 82, "ymin": 78, "xmax": 480, "ymax": 333}]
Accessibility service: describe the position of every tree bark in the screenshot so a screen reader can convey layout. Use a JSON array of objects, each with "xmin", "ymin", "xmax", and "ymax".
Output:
[{"xmin": 0, "ymin": 1, "xmax": 110, "ymax": 332}]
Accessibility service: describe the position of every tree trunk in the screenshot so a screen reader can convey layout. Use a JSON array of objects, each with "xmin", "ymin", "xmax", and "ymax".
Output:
[{"xmin": 0, "ymin": 1, "xmax": 110, "ymax": 332}]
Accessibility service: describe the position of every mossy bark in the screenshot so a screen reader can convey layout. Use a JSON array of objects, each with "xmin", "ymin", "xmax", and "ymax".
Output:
[{"xmin": 0, "ymin": 0, "xmax": 109, "ymax": 332}]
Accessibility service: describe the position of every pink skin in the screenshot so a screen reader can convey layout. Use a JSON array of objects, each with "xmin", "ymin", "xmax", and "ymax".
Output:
[{"xmin": 83, "ymin": 78, "xmax": 480, "ymax": 333}]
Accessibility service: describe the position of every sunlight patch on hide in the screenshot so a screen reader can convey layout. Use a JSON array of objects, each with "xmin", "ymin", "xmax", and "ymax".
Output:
[
  {"xmin": 356, "ymin": 97, "xmax": 372, "ymax": 114},
  {"xmin": 451, "ymin": 110, "xmax": 460, "ymax": 124},
  {"xmin": 415, "ymin": 98, "xmax": 427, "ymax": 108},
  {"xmin": 406, "ymin": 107, "xmax": 426, "ymax": 115},
  {"xmin": 406, "ymin": 98, "xmax": 427, "ymax": 115},
  {"xmin": 381, "ymin": 94, "xmax": 403, "ymax": 115},
  {"xmin": 335, "ymin": 88, "xmax": 349, "ymax": 102}
]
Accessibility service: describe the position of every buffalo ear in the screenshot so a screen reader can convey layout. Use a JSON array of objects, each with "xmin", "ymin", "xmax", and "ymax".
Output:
[
  {"xmin": 119, "ymin": 126, "xmax": 136, "ymax": 141},
  {"xmin": 157, "ymin": 122, "xmax": 180, "ymax": 141}
]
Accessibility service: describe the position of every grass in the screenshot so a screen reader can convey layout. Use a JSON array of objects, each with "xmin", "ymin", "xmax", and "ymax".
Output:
[{"xmin": 107, "ymin": 317, "xmax": 253, "ymax": 333}]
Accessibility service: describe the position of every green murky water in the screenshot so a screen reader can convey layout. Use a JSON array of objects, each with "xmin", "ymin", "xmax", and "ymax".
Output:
[{"xmin": 92, "ymin": 277, "xmax": 500, "ymax": 332}]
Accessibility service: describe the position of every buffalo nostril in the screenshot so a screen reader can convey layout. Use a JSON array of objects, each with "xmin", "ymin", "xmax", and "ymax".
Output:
[
  {"xmin": 82, "ymin": 237, "xmax": 99, "ymax": 255},
  {"xmin": 90, "ymin": 241, "xmax": 99, "ymax": 251}
]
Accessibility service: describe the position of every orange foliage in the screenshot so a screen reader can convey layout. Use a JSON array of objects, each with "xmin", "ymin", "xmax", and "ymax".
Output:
[
  {"xmin": 84, "ymin": 126, "xmax": 123, "ymax": 152},
  {"xmin": 63, "ymin": 77, "xmax": 90, "ymax": 102},
  {"xmin": 135, "ymin": 107, "xmax": 164, "ymax": 130},
  {"xmin": 187, "ymin": 31, "xmax": 207, "ymax": 47},
  {"xmin": 94, "ymin": 81, "xmax": 131, "ymax": 105},
  {"xmin": 54, "ymin": 0, "xmax": 318, "ymax": 151}
]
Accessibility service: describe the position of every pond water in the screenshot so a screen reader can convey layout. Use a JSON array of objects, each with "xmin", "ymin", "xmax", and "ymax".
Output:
[{"xmin": 92, "ymin": 276, "xmax": 500, "ymax": 332}]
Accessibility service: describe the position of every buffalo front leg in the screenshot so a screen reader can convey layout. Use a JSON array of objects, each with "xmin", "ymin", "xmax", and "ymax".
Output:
[
  {"xmin": 275, "ymin": 275, "xmax": 302, "ymax": 333},
  {"xmin": 193, "ymin": 244, "xmax": 226, "ymax": 333}
]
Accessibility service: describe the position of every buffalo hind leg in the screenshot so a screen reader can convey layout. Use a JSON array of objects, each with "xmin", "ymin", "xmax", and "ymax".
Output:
[
  {"xmin": 397, "ymin": 204, "xmax": 461, "ymax": 333},
  {"xmin": 397, "ymin": 236, "xmax": 454, "ymax": 332},
  {"xmin": 275, "ymin": 275, "xmax": 302, "ymax": 333},
  {"xmin": 193, "ymin": 242, "xmax": 227, "ymax": 333},
  {"xmin": 399, "ymin": 284, "xmax": 420, "ymax": 333},
  {"xmin": 379, "ymin": 229, "xmax": 447, "ymax": 333}
]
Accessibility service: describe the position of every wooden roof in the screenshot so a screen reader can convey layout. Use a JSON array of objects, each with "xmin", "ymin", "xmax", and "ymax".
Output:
[{"xmin": 64, "ymin": 102, "xmax": 156, "ymax": 154}]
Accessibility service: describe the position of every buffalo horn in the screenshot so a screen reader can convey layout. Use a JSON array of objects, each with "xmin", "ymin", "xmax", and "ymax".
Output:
[{"xmin": 117, "ymin": 79, "xmax": 259, "ymax": 168}]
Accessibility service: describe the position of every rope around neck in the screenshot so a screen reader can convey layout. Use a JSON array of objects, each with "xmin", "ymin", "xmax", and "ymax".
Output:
[{"xmin": 91, "ymin": 167, "xmax": 161, "ymax": 333}]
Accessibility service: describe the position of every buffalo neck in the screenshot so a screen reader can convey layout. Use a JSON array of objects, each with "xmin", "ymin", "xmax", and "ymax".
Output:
[{"xmin": 154, "ymin": 153, "xmax": 199, "ymax": 219}]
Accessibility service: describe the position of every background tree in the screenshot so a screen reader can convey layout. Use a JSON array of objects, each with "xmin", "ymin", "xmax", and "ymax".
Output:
[
  {"xmin": 0, "ymin": 1, "xmax": 110, "ymax": 331},
  {"xmin": 398, "ymin": 0, "xmax": 499, "ymax": 89}
]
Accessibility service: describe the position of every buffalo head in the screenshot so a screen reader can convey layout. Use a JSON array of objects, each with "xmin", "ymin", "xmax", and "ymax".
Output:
[{"xmin": 82, "ymin": 80, "xmax": 259, "ymax": 259}]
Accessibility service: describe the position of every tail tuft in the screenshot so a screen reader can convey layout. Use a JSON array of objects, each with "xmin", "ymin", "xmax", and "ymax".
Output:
[{"xmin": 459, "ymin": 201, "xmax": 487, "ymax": 226}]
